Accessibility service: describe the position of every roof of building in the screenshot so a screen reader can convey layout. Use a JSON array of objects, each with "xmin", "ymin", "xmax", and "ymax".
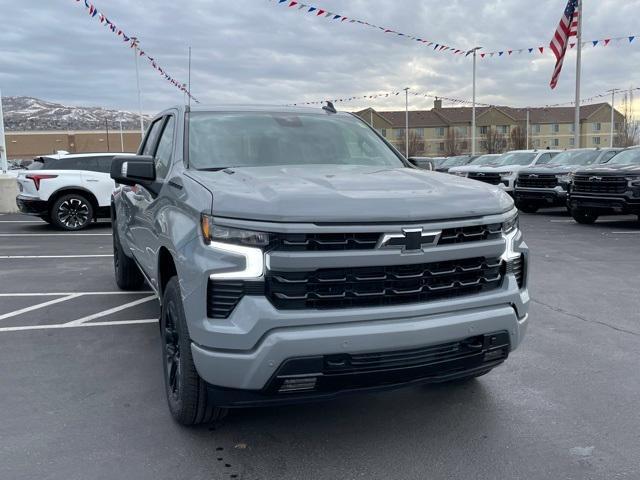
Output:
[{"xmin": 356, "ymin": 103, "xmax": 614, "ymax": 128}]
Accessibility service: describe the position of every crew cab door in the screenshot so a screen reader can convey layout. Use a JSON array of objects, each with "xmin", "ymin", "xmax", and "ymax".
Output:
[{"xmin": 126, "ymin": 115, "xmax": 176, "ymax": 280}]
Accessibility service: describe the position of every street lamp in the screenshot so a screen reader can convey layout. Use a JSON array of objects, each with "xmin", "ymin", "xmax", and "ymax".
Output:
[
  {"xmin": 403, "ymin": 87, "xmax": 410, "ymax": 158},
  {"xmin": 118, "ymin": 118, "xmax": 125, "ymax": 152},
  {"xmin": 469, "ymin": 47, "xmax": 482, "ymax": 155}
]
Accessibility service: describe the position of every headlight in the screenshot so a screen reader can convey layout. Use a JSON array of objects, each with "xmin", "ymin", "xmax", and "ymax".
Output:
[
  {"xmin": 556, "ymin": 173, "xmax": 573, "ymax": 183},
  {"xmin": 625, "ymin": 175, "xmax": 640, "ymax": 187},
  {"xmin": 499, "ymin": 171, "xmax": 514, "ymax": 178},
  {"xmin": 502, "ymin": 211, "xmax": 519, "ymax": 234},
  {"xmin": 453, "ymin": 171, "xmax": 468, "ymax": 177},
  {"xmin": 201, "ymin": 215, "xmax": 272, "ymax": 247},
  {"xmin": 201, "ymin": 215, "xmax": 269, "ymax": 280}
]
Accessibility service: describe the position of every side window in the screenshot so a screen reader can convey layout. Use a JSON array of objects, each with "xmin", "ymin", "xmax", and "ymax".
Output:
[
  {"xmin": 54, "ymin": 157, "xmax": 96, "ymax": 170},
  {"xmin": 536, "ymin": 153, "xmax": 551, "ymax": 165},
  {"xmin": 96, "ymin": 156, "xmax": 115, "ymax": 173},
  {"xmin": 154, "ymin": 116, "xmax": 175, "ymax": 179},
  {"xmin": 141, "ymin": 119, "xmax": 165, "ymax": 156}
]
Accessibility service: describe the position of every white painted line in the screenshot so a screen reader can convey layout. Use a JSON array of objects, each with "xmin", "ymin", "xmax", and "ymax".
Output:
[
  {"xmin": 0, "ymin": 294, "xmax": 81, "ymax": 321},
  {"xmin": 0, "ymin": 291, "xmax": 152, "ymax": 297},
  {"xmin": 65, "ymin": 295, "xmax": 157, "ymax": 326},
  {"xmin": 0, "ymin": 254, "xmax": 113, "ymax": 259},
  {"xmin": 0, "ymin": 319, "xmax": 158, "ymax": 333},
  {"xmin": 0, "ymin": 233, "xmax": 111, "ymax": 236},
  {"xmin": 609, "ymin": 231, "xmax": 640, "ymax": 234},
  {"xmin": 0, "ymin": 220, "xmax": 44, "ymax": 223},
  {"xmin": 550, "ymin": 219, "xmax": 575, "ymax": 223}
]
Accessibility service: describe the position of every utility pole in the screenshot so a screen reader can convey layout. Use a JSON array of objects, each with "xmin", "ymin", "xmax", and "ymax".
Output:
[
  {"xmin": 104, "ymin": 119, "xmax": 110, "ymax": 152},
  {"xmin": 470, "ymin": 47, "xmax": 482, "ymax": 155},
  {"xmin": 526, "ymin": 109, "xmax": 530, "ymax": 150},
  {"xmin": 188, "ymin": 46, "xmax": 192, "ymax": 108},
  {"xmin": 0, "ymin": 89, "xmax": 7, "ymax": 174},
  {"xmin": 404, "ymin": 87, "xmax": 410, "ymax": 157},
  {"xmin": 573, "ymin": 0, "xmax": 582, "ymax": 148},
  {"xmin": 607, "ymin": 88, "xmax": 619, "ymax": 147},
  {"xmin": 118, "ymin": 119, "xmax": 125, "ymax": 152},
  {"xmin": 132, "ymin": 38, "xmax": 145, "ymax": 139}
]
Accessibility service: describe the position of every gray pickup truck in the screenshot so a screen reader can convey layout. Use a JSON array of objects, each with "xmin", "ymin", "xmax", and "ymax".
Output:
[{"xmin": 110, "ymin": 105, "xmax": 529, "ymax": 425}]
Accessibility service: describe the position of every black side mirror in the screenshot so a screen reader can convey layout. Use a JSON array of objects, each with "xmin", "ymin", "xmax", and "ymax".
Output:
[{"xmin": 111, "ymin": 155, "xmax": 156, "ymax": 186}]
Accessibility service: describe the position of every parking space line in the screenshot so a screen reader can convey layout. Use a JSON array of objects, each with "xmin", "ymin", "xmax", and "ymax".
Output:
[
  {"xmin": 0, "ymin": 319, "xmax": 158, "ymax": 333},
  {"xmin": 0, "ymin": 233, "xmax": 111, "ymax": 236},
  {"xmin": 65, "ymin": 296, "xmax": 158, "ymax": 326},
  {"xmin": 0, "ymin": 254, "xmax": 113, "ymax": 259},
  {"xmin": 0, "ymin": 294, "xmax": 81, "ymax": 321},
  {"xmin": 0, "ymin": 220, "xmax": 44, "ymax": 223},
  {"xmin": 0, "ymin": 291, "xmax": 152, "ymax": 297},
  {"xmin": 609, "ymin": 231, "xmax": 640, "ymax": 234}
]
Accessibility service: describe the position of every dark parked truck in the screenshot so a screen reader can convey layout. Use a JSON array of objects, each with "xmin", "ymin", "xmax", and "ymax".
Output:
[
  {"xmin": 110, "ymin": 105, "xmax": 529, "ymax": 425},
  {"xmin": 514, "ymin": 148, "xmax": 620, "ymax": 213},
  {"xmin": 568, "ymin": 146, "xmax": 640, "ymax": 223}
]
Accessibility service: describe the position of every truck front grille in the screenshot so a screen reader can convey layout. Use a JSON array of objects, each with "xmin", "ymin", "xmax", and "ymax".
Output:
[
  {"xmin": 266, "ymin": 256, "xmax": 504, "ymax": 310},
  {"xmin": 468, "ymin": 172, "xmax": 502, "ymax": 185},
  {"xmin": 517, "ymin": 174, "xmax": 558, "ymax": 189},
  {"xmin": 573, "ymin": 175, "xmax": 627, "ymax": 194},
  {"xmin": 273, "ymin": 224, "xmax": 502, "ymax": 252}
]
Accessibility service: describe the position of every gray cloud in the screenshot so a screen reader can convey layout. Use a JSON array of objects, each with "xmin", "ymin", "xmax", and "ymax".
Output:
[{"xmin": 1, "ymin": 0, "xmax": 639, "ymax": 113}]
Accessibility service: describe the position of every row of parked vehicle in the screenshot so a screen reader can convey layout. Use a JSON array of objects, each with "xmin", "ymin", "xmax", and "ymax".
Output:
[{"xmin": 411, "ymin": 147, "xmax": 640, "ymax": 224}]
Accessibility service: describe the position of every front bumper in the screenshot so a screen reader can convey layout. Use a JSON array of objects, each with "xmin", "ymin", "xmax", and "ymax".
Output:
[
  {"xmin": 569, "ymin": 193, "xmax": 640, "ymax": 214},
  {"xmin": 515, "ymin": 187, "xmax": 567, "ymax": 206},
  {"xmin": 16, "ymin": 195, "xmax": 48, "ymax": 216}
]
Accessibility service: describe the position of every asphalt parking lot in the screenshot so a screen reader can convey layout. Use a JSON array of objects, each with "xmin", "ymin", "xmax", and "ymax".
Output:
[{"xmin": 0, "ymin": 210, "xmax": 639, "ymax": 480}]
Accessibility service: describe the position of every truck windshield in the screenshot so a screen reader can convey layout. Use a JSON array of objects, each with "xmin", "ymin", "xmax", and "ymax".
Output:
[
  {"xmin": 470, "ymin": 155, "xmax": 500, "ymax": 165},
  {"xmin": 551, "ymin": 150, "xmax": 601, "ymax": 165},
  {"xmin": 606, "ymin": 149, "xmax": 640, "ymax": 165},
  {"xmin": 441, "ymin": 156, "xmax": 470, "ymax": 167},
  {"xmin": 496, "ymin": 152, "xmax": 536, "ymax": 166},
  {"xmin": 188, "ymin": 112, "xmax": 405, "ymax": 170}
]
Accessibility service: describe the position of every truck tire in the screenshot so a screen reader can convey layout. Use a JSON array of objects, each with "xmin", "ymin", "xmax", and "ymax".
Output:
[
  {"xmin": 516, "ymin": 202, "xmax": 539, "ymax": 214},
  {"xmin": 50, "ymin": 193, "xmax": 93, "ymax": 230},
  {"xmin": 113, "ymin": 224, "xmax": 145, "ymax": 290},
  {"xmin": 161, "ymin": 277, "xmax": 228, "ymax": 426},
  {"xmin": 570, "ymin": 208, "xmax": 598, "ymax": 225}
]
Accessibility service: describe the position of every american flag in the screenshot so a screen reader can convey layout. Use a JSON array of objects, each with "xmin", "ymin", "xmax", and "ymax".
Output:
[{"xmin": 549, "ymin": 0, "xmax": 580, "ymax": 89}]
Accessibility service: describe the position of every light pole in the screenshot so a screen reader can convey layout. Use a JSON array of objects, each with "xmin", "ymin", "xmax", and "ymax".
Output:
[
  {"xmin": 526, "ymin": 108, "xmax": 530, "ymax": 149},
  {"xmin": 607, "ymin": 88, "xmax": 619, "ymax": 147},
  {"xmin": 132, "ymin": 38, "xmax": 145, "ymax": 139},
  {"xmin": 118, "ymin": 119, "xmax": 125, "ymax": 152},
  {"xmin": 0, "ymin": 89, "xmax": 7, "ymax": 174},
  {"xmin": 403, "ymin": 87, "xmax": 409, "ymax": 157},
  {"xmin": 470, "ymin": 47, "xmax": 482, "ymax": 155}
]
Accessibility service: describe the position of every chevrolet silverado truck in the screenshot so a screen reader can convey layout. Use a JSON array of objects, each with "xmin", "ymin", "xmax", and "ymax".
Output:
[
  {"xmin": 514, "ymin": 148, "xmax": 621, "ymax": 213},
  {"xmin": 568, "ymin": 146, "xmax": 640, "ymax": 223},
  {"xmin": 110, "ymin": 105, "xmax": 529, "ymax": 425},
  {"xmin": 466, "ymin": 150, "xmax": 561, "ymax": 196}
]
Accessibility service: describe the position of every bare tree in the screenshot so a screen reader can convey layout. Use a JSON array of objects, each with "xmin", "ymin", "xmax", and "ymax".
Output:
[
  {"xmin": 407, "ymin": 129, "xmax": 425, "ymax": 157},
  {"xmin": 509, "ymin": 126, "xmax": 527, "ymax": 150},
  {"xmin": 614, "ymin": 89, "xmax": 640, "ymax": 147},
  {"xmin": 444, "ymin": 129, "xmax": 462, "ymax": 156},
  {"xmin": 482, "ymin": 127, "xmax": 508, "ymax": 154}
]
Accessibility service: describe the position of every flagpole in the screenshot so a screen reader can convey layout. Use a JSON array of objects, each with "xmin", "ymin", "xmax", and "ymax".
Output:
[
  {"xmin": 573, "ymin": 0, "xmax": 582, "ymax": 148},
  {"xmin": 404, "ymin": 87, "xmax": 409, "ymax": 157},
  {"xmin": 132, "ymin": 39, "xmax": 144, "ymax": 139},
  {"xmin": 470, "ymin": 47, "xmax": 482, "ymax": 155},
  {"xmin": 0, "ymin": 89, "xmax": 7, "ymax": 174}
]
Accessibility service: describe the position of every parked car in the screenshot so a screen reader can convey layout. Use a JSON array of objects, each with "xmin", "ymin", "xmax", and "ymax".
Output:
[
  {"xmin": 567, "ymin": 146, "xmax": 640, "ymax": 223},
  {"xmin": 449, "ymin": 154, "xmax": 503, "ymax": 176},
  {"xmin": 110, "ymin": 105, "xmax": 529, "ymax": 425},
  {"xmin": 466, "ymin": 150, "xmax": 561, "ymax": 196},
  {"xmin": 514, "ymin": 148, "xmax": 621, "ymax": 213},
  {"xmin": 15, "ymin": 152, "xmax": 134, "ymax": 230},
  {"xmin": 435, "ymin": 155, "xmax": 476, "ymax": 173}
]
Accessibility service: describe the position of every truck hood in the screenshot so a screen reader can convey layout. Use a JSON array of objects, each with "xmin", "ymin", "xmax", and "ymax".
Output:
[
  {"xmin": 519, "ymin": 164, "xmax": 588, "ymax": 175},
  {"xmin": 574, "ymin": 164, "xmax": 640, "ymax": 176},
  {"xmin": 187, "ymin": 165, "xmax": 514, "ymax": 223}
]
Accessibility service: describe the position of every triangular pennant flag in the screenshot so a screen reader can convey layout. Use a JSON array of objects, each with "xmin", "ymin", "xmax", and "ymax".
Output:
[
  {"xmin": 592, "ymin": 40, "xmax": 599, "ymax": 46},
  {"xmin": 307, "ymin": 6, "xmax": 316, "ymax": 13},
  {"xmin": 480, "ymin": 53, "xmax": 486, "ymax": 58},
  {"xmin": 508, "ymin": 50, "xmax": 513, "ymax": 55},
  {"xmin": 288, "ymin": 1, "xmax": 297, "ymax": 6},
  {"xmin": 538, "ymin": 46, "xmax": 544, "ymax": 53},
  {"xmin": 570, "ymin": 42, "xmax": 575, "ymax": 48},
  {"xmin": 333, "ymin": 14, "xmax": 340, "ymax": 19},
  {"xmin": 604, "ymin": 39, "xmax": 611, "ymax": 46},
  {"xmin": 528, "ymin": 48, "xmax": 534, "ymax": 53},
  {"xmin": 316, "ymin": 9, "xmax": 324, "ymax": 15},
  {"xmin": 499, "ymin": 51, "xmax": 504, "ymax": 56}
]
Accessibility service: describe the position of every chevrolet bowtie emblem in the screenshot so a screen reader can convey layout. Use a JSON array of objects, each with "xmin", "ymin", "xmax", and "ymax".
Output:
[
  {"xmin": 589, "ymin": 176, "xmax": 603, "ymax": 181},
  {"xmin": 377, "ymin": 228, "xmax": 442, "ymax": 252}
]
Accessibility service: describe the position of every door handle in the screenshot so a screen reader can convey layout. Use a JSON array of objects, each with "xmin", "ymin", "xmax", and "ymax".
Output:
[{"xmin": 86, "ymin": 179, "xmax": 99, "ymax": 182}]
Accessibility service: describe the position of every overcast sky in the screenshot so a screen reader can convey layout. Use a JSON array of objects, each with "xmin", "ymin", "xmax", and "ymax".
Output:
[{"xmin": 1, "ymin": 0, "xmax": 639, "ymax": 114}]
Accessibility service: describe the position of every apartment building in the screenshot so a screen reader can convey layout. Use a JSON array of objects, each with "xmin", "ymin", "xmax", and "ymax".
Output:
[{"xmin": 355, "ymin": 99, "xmax": 624, "ymax": 156}]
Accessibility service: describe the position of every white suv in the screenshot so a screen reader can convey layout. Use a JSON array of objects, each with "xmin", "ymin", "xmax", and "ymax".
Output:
[
  {"xmin": 464, "ymin": 150, "xmax": 561, "ymax": 195},
  {"xmin": 15, "ymin": 152, "xmax": 134, "ymax": 230}
]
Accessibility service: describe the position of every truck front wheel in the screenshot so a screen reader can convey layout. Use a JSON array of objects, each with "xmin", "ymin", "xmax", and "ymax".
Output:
[
  {"xmin": 161, "ymin": 277, "xmax": 227, "ymax": 426},
  {"xmin": 570, "ymin": 208, "xmax": 598, "ymax": 224}
]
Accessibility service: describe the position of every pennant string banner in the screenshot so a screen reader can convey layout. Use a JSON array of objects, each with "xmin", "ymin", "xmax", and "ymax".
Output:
[
  {"xmin": 289, "ymin": 86, "xmax": 640, "ymax": 111},
  {"xmin": 74, "ymin": 0, "xmax": 198, "ymax": 102},
  {"xmin": 270, "ymin": 0, "xmax": 469, "ymax": 56}
]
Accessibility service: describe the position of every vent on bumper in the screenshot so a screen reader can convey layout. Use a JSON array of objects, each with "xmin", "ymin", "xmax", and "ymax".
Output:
[
  {"xmin": 206, "ymin": 280, "xmax": 264, "ymax": 318},
  {"xmin": 506, "ymin": 254, "xmax": 525, "ymax": 289},
  {"xmin": 266, "ymin": 256, "xmax": 504, "ymax": 310},
  {"xmin": 517, "ymin": 174, "xmax": 558, "ymax": 189}
]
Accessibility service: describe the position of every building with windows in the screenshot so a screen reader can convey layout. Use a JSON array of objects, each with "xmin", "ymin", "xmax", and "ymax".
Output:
[{"xmin": 355, "ymin": 99, "xmax": 624, "ymax": 156}]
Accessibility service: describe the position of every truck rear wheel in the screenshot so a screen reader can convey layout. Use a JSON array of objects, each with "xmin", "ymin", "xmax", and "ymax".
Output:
[
  {"xmin": 161, "ymin": 277, "xmax": 228, "ymax": 426},
  {"xmin": 571, "ymin": 208, "xmax": 598, "ymax": 224}
]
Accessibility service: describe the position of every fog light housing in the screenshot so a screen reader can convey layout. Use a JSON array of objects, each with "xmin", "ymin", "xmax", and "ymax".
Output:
[{"xmin": 278, "ymin": 376, "xmax": 318, "ymax": 393}]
